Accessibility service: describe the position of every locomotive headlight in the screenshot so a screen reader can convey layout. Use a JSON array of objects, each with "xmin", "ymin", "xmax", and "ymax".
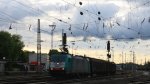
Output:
[
  {"xmin": 62, "ymin": 68, "xmax": 64, "ymax": 70},
  {"xmin": 51, "ymin": 68, "xmax": 53, "ymax": 70},
  {"xmin": 57, "ymin": 63, "xmax": 59, "ymax": 64}
]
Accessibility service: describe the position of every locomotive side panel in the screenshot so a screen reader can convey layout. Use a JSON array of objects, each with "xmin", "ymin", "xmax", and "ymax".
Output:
[{"xmin": 64, "ymin": 55, "xmax": 73, "ymax": 74}]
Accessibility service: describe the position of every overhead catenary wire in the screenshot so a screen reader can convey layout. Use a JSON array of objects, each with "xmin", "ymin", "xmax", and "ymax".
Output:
[
  {"xmin": 2, "ymin": 0, "xmax": 147, "ymax": 40},
  {"xmin": 0, "ymin": 0, "xmax": 150, "ymax": 54}
]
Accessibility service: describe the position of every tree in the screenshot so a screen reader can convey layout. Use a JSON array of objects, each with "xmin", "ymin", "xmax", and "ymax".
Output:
[
  {"xmin": 0, "ymin": 31, "xmax": 24, "ymax": 61},
  {"xmin": 0, "ymin": 31, "xmax": 12, "ymax": 60},
  {"xmin": 11, "ymin": 34, "xmax": 24, "ymax": 61},
  {"xmin": 48, "ymin": 49, "xmax": 60, "ymax": 56},
  {"xmin": 144, "ymin": 62, "xmax": 150, "ymax": 71},
  {"xmin": 18, "ymin": 50, "xmax": 29, "ymax": 63}
]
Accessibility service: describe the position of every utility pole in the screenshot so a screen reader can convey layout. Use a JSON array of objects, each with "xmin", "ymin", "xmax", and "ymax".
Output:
[
  {"xmin": 130, "ymin": 51, "xmax": 132, "ymax": 63},
  {"xmin": 37, "ymin": 19, "xmax": 41, "ymax": 72},
  {"xmin": 121, "ymin": 52, "xmax": 124, "ymax": 70},
  {"xmin": 133, "ymin": 51, "xmax": 135, "ymax": 64},
  {"xmin": 125, "ymin": 53, "xmax": 126, "ymax": 64},
  {"xmin": 111, "ymin": 47, "xmax": 114, "ymax": 62},
  {"xmin": 107, "ymin": 40, "xmax": 111, "ymax": 61},
  {"xmin": 141, "ymin": 59, "xmax": 143, "ymax": 65},
  {"xmin": 49, "ymin": 23, "xmax": 56, "ymax": 50},
  {"xmin": 133, "ymin": 51, "xmax": 136, "ymax": 72},
  {"xmin": 145, "ymin": 57, "xmax": 147, "ymax": 65},
  {"xmin": 125, "ymin": 53, "xmax": 126, "ymax": 70},
  {"xmin": 71, "ymin": 41, "xmax": 75, "ymax": 55},
  {"xmin": 48, "ymin": 23, "xmax": 56, "ymax": 72}
]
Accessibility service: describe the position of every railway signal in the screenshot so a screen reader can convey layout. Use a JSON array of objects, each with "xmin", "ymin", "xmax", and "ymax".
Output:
[
  {"xmin": 107, "ymin": 40, "xmax": 110, "ymax": 52},
  {"xmin": 107, "ymin": 40, "xmax": 111, "ymax": 61}
]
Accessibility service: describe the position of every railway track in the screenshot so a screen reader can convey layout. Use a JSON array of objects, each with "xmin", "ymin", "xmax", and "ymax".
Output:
[
  {"xmin": 128, "ymin": 75, "xmax": 150, "ymax": 84},
  {"xmin": 0, "ymin": 71, "xmax": 149, "ymax": 84},
  {"xmin": 25, "ymin": 76, "xmax": 128, "ymax": 84},
  {"xmin": 0, "ymin": 75, "xmax": 51, "ymax": 84},
  {"xmin": 0, "ymin": 75, "xmax": 119, "ymax": 84}
]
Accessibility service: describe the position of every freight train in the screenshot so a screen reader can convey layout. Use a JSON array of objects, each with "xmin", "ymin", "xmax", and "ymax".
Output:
[{"xmin": 49, "ymin": 53, "xmax": 116, "ymax": 77}]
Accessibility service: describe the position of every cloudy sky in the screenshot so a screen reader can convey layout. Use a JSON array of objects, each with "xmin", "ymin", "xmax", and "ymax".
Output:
[{"xmin": 0, "ymin": 0, "xmax": 150, "ymax": 64}]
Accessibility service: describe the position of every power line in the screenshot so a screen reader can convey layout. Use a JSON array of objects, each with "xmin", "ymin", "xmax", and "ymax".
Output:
[
  {"xmin": 1, "ymin": 0, "xmax": 150, "ymax": 41},
  {"xmin": 0, "ymin": 11, "xmax": 17, "ymax": 23}
]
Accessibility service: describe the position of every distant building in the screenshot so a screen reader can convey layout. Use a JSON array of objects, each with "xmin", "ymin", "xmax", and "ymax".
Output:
[
  {"xmin": 28, "ymin": 52, "xmax": 49, "ymax": 71},
  {"xmin": 116, "ymin": 63, "xmax": 138, "ymax": 71}
]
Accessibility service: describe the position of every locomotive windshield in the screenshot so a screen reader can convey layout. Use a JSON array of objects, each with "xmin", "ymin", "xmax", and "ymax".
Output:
[{"xmin": 50, "ymin": 54, "xmax": 67, "ymax": 62}]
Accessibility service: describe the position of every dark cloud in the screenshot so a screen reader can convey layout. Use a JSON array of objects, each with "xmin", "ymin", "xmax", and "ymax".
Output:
[
  {"xmin": 0, "ymin": 0, "xmax": 72, "ymax": 21},
  {"xmin": 0, "ymin": 0, "xmax": 41, "ymax": 25},
  {"xmin": 0, "ymin": 0, "xmax": 150, "ymax": 41},
  {"xmin": 65, "ymin": 3, "xmax": 119, "ymax": 39},
  {"xmin": 65, "ymin": 1, "xmax": 150, "ymax": 41},
  {"xmin": 37, "ymin": 1, "xmax": 150, "ymax": 41}
]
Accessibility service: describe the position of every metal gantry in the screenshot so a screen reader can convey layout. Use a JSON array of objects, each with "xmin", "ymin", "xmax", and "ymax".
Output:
[
  {"xmin": 37, "ymin": 19, "xmax": 41, "ymax": 72},
  {"xmin": 49, "ymin": 23, "xmax": 56, "ymax": 50}
]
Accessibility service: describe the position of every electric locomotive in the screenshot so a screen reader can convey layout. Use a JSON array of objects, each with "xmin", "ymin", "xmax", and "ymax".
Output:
[
  {"xmin": 49, "ymin": 53, "xmax": 72, "ymax": 75},
  {"xmin": 49, "ymin": 53, "xmax": 90, "ymax": 76}
]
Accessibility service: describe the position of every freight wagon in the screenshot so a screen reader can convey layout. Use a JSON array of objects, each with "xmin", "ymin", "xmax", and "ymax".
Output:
[{"xmin": 49, "ymin": 53, "xmax": 116, "ymax": 77}]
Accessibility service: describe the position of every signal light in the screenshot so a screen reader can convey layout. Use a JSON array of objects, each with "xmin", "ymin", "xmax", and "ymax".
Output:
[
  {"xmin": 107, "ymin": 54, "xmax": 111, "ymax": 58},
  {"xmin": 80, "ymin": 12, "xmax": 83, "ymax": 15},
  {"xmin": 79, "ymin": 2, "xmax": 82, "ymax": 5},
  {"xmin": 98, "ymin": 17, "xmax": 101, "ymax": 21}
]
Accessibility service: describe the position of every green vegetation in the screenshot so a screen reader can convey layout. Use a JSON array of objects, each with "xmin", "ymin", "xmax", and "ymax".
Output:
[
  {"xmin": 0, "ymin": 31, "xmax": 25, "ymax": 61},
  {"xmin": 144, "ymin": 62, "xmax": 150, "ymax": 70},
  {"xmin": 138, "ymin": 62, "xmax": 150, "ymax": 71},
  {"xmin": 0, "ymin": 31, "xmax": 30, "ymax": 70},
  {"xmin": 48, "ymin": 49, "xmax": 60, "ymax": 56}
]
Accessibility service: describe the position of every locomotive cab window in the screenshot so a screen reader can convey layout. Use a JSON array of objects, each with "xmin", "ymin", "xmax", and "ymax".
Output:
[{"xmin": 50, "ymin": 54, "xmax": 66, "ymax": 62}]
